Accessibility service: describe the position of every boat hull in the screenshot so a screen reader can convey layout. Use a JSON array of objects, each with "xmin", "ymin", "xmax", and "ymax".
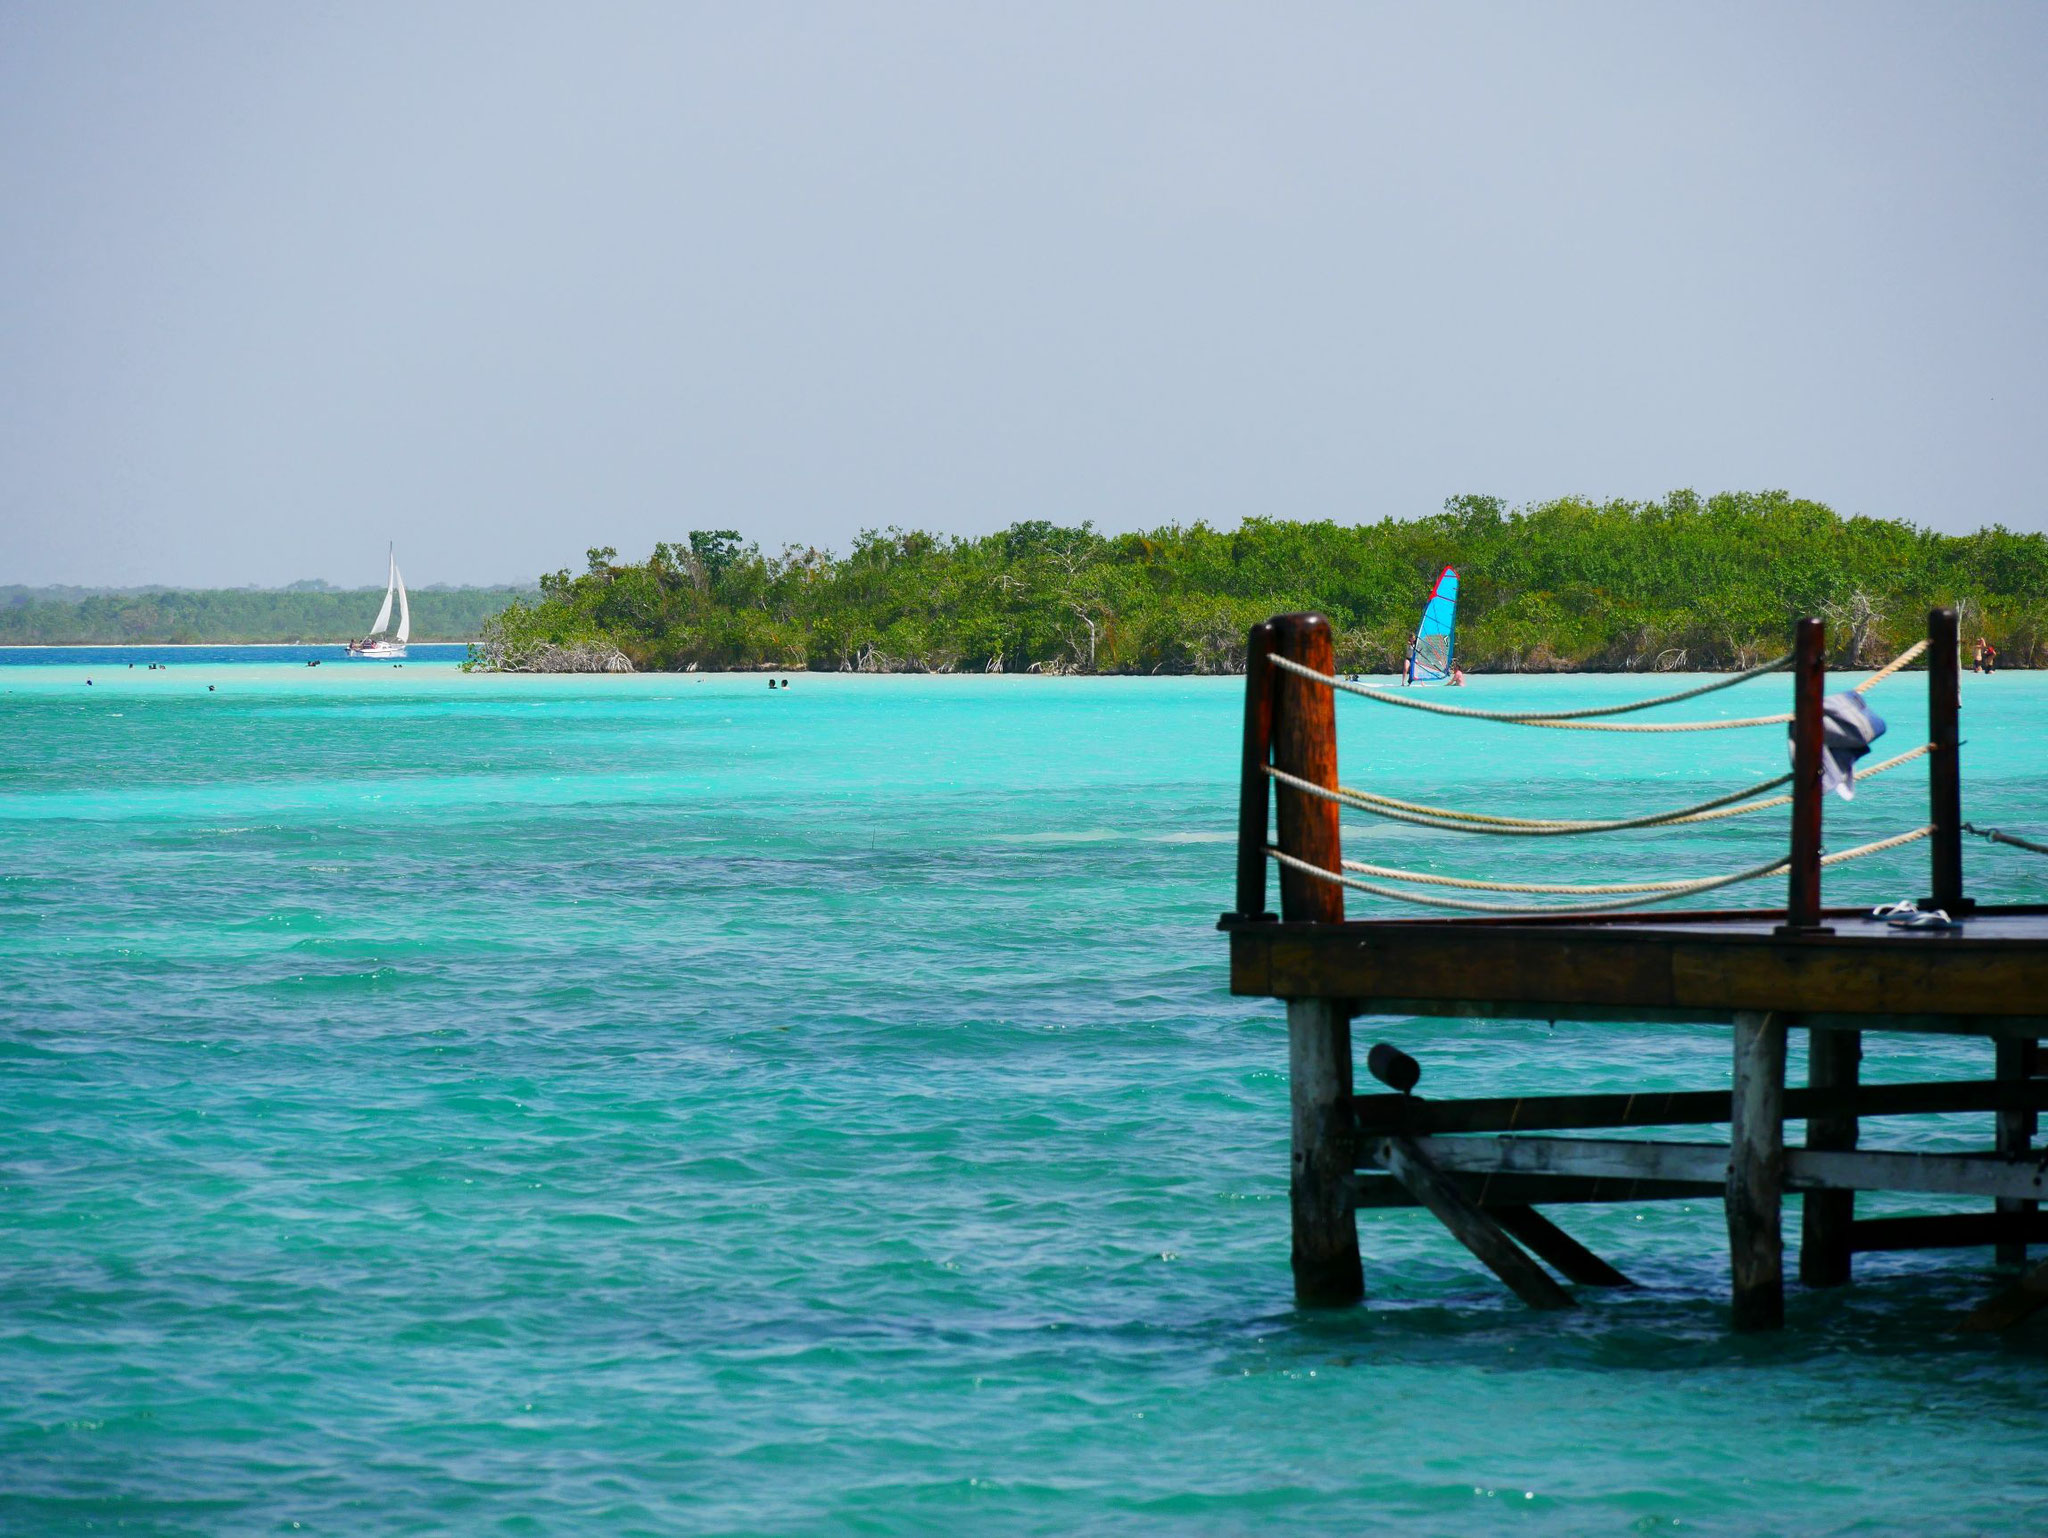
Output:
[{"xmin": 346, "ymin": 640, "xmax": 407, "ymax": 659}]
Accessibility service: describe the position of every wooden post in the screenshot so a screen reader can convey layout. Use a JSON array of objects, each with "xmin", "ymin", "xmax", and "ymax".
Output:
[
  {"xmin": 1779, "ymin": 618, "xmax": 1828, "ymax": 935},
  {"xmin": 1268, "ymin": 613, "xmax": 1358, "ymax": 1305},
  {"xmin": 1229, "ymin": 620, "xmax": 1280, "ymax": 924},
  {"xmin": 1289, "ymin": 1000, "xmax": 1363, "ymax": 1305},
  {"xmin": 1926, "ymin": 607, "xmax": 1970, "ymax": 914},
  {"xmin": 1728, "ymin": 1009, "xmax": 1787, "ymax": 1330},
  {"xmin": 1800, "ymin": 1027, "xmax": 1860, "ymax": 1287},
  {"xmin": 1996, "ymin": 1037, "xmax": 2038, "ymax": 1267},
  {"xmin": 1269, "ymin": 613, "xmax": 1344, "ymax": 926}
]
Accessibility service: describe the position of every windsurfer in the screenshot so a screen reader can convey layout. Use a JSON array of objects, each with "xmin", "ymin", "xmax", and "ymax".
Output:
[{"xmin": 1402, "ymin": 632, "xmax": 1418, "ymax": 686}]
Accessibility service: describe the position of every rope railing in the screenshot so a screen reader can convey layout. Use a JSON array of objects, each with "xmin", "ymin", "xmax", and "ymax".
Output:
[
  {"xmin": 1263, "ymin": 743, "xmax": 1932, "ymax": 837},
  {"xmin": 1241, "ymin": 611, "xmax": 1974, "ymax": 928},
  {"xmin": 1265, "ymin": 638, "xmax": 1928, "ymax": 733},
  {"xmin": 1267, "ymin": 825, "xmax": 1935, "ymax": 916},
  {"xmin": 1965, "ymin": 823, "xmax": 2048, "ymax": 859}
]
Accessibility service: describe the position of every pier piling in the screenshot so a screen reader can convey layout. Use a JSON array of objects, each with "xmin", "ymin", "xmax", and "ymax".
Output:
[
  {"xmin": 1728, "ymin": 1010, "xmax": 1788, "ymax": 1330},
  {"xmin": 1269, "ymin": 614, "xmax": 1361, "ymax": 1306},
  {"xmin": 1996, "ymin": 1036, "xmax": 2039, "ymax": 1267},
  {"xmin": 1800, "ymin": 1028, "xmax": 1861, "ymax": 1287}
]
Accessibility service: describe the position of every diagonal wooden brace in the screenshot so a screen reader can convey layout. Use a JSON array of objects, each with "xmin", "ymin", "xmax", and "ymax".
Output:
[
  {"xmin": 1375, "ymin": 1134, "xmax": 1576, "ymax": 1309},
  {"xmin": 1492, "ymin": 1206, "xmax": 1636, "ymax": 1288}
]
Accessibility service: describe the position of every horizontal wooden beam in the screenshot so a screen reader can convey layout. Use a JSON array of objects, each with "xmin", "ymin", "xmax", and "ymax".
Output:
[
  {"xmin": 1368, "ymin": 1135, "xmax": 2048, "ymax": 1204},
  {"xmin": 1849, "ymin": 1212, "xmax": 2048, "ymax": 1253},
  {"xmin": 1352, "ymin": 1078, "xmax": 2048, "ymax": 1137},
  {"xmin": 1337, "ymin": 998, "xmax": 2048, "ymax": 1039},
  {"xmin": 1231, "ymin": 909, "xmax": 2048, "ymax": 1021},
  {"xmin": 1354, "ymin": 1179, "xmax": 2048, "ymax": 1253},
  {"xmin": 1352, "ymin": 1172, "xmax": 1722, "ymax": 1209}
]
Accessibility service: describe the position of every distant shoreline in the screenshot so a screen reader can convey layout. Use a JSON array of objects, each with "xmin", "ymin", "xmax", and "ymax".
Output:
[{"xmin": 0, "ymin": 640, "xmax": 478, "ymax": 650}]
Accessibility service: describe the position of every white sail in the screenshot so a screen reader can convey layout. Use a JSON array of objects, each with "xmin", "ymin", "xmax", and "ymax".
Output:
[
  {"xmin": 370, "ymin": 547, "xmax": 396, "ymax": 635},
  {"xmin": 394, "ymin": 562, "xmax": 411, "ymax": 644}
]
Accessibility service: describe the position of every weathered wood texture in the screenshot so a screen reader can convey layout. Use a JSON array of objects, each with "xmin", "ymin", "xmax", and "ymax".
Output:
[
  {"xmin": 1728, "ymin": 1010, "xmax": 1787, "ymax": 1330},
  {"xmin": 1782, "ymin": 620, "xmax": 1828, "ymax": 933},
  {"xmin": 1232, "ymin": 621, "xmax": 1278, "ymax": 923},
  {"xmin": 1800, "ymin": 1028, "xmax": 1860, "ymax": 1287},
  {"xmin": 1352, "ymin": 1172, "xmax": 1723, "ymax": 1208},
  {"xmin": 1269, "ymin": 614, "xmax": 1342, "ymax": 926},
  {"xmin": 1350, "ymin": 1076, "xmax": 2048, "ymax": 1138},
  {"xmin": 1288, "ymin": 999, "xmax": 1362, "ymax": 1305},
  {"xmin": 1376, "ymin": 1135, "xmax": 1575, "ymax": 1308},
  {"xmin": 1995, "ymin": 1037, "xmax": 2039, "ymax": 1266},
  {"xmin": 1230, "ymin": 911, "xmax": 2048, "ymax": 1020},
  {"xmin": 1492, "ymin": 1206, "xmax": 1634, "ymax": 1287},
  {"xmin": 1374, "ymin": 1136, "xmax": 2048, "ymax": 1203}
]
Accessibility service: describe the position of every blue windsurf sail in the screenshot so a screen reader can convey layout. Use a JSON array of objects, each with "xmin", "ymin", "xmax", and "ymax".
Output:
[{"xmin": 1409, "ymin": 567, "xmax": 1458, "ymax": 682}]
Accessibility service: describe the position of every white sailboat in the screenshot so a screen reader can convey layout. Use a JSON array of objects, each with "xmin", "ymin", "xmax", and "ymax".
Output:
[{"xmin": 347, "ymin": 545, "xmax": 411, "ymax": 658}]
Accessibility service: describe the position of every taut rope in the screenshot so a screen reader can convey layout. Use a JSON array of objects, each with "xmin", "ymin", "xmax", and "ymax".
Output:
[
  {"xmin": 1267, "ymin": 825, "xmax": 1934, "ymax": 915},
  {"xmin": 1964, "ymin": 823, "xmax": 2048, "ymax": 858},
  {"xmin": 1265, "ymin": 639, "xmax": 1927, "ymax": 732},
  {"xmin": 1264, "ymin": 743, "xmax": 1930, "ymax": 837}
]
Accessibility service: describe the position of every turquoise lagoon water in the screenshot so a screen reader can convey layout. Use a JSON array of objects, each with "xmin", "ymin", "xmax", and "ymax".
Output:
[{"xmin": 3, "ymin": 660, "xmax": 2046, "ymax": 1535}]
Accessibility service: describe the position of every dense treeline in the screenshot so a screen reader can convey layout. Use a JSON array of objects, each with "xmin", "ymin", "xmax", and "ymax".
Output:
[
  {"xmin": 0, "ymin": 585, "xmax": 531, "ymax": 645},
  {"xmin": 471, "ymin": 492, "xmax": 2047, "ymax": 674}
]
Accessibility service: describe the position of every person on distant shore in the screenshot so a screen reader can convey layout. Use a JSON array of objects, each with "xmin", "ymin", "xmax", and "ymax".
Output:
[
  {"xmin": 1983, "ymin": 639, "xmax": 1998, "ymax": 674},
  {"xmin": 1974, "ymin": 638, "xmax": 1988, "ymax": 672}
]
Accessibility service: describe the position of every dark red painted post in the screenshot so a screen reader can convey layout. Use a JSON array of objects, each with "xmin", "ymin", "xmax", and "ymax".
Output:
[
  {"xmin": 1265, "ymin": 612, "xmax": 1361, "ymax": 1305},
  {"xmin": 1268, "ymin": 613, "xmax": 1344, "ymax": 925},
  {"xmin": 1780, "ymin": 617, "xmax": 1829, "ymax": 935},
  {"xmin": 1229, "ymin": 621, "xmax": 1279, "ymax": 924}
]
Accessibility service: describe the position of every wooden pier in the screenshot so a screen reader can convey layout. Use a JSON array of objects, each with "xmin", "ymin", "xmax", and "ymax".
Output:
[{"xmin": 1222, "ymin": 608, "xmax": 2048, "ymax": 1329}]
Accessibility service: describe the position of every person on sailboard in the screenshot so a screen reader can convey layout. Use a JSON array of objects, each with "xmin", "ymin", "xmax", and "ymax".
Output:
[
  {"xmin": 1402, "ymin": 632, "xmax": 1418, "ymax": 686},
  {"xmin": 1449, "ymin": 665, "xmax": 1466, "ymax": 687}
]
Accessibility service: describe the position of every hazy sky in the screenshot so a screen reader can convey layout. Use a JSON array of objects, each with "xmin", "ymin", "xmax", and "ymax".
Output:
[{"xmin": 2, "ymin": 3, "xmax": 2043, "ymax": 587}]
